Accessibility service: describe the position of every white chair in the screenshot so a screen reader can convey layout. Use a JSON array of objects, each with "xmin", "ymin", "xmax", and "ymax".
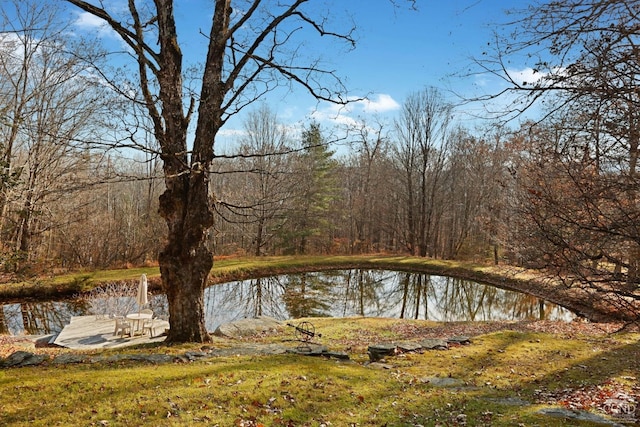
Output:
[
  {"xmin": 142, "ymin": 316, "xmax": 156, "ymax": 337},
  {"xmin": 113, "ymin": 316, "xmax": 132, "ymax": 338},
  {"xmin": 140, "ymin": 309, "xmax": 155, "ymax": 337}
]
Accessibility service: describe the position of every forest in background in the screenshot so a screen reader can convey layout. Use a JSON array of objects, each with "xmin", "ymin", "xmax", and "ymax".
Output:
[
  {"xmin": 0, "ymin": 71, "xmax": 521, "ymax": 272},
  {"xmin": 0, "ymin": 0, "xmax": 639, "ymax": 324},
  {"xmin": 0, "ymin": 1, "xmax": 513, "ymax": 271}
]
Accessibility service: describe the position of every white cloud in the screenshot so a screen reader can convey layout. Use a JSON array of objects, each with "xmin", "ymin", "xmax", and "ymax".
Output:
[
  {"xmin": 307, "ymin": 93, "xmax": 400, "ymax": 127},
  {"xmin": 505, "ymin": 67, "xmax": 568, "ymax": 88},
  {"xmin": 217, "ymin": 128, "xmax": 246, "ymax": 139},
  {"xmin": 357, "ymin": 93, "xmax": 401, "ymax": 113},
  {"xmin": 309, "ymin": 103, "xmax": 358, "ymax": 127},
  {"xmin": 73, "ymin": 11, "xmax": 118, "ymax": 39}
]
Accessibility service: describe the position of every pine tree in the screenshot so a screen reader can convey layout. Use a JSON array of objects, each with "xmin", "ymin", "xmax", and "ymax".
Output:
[{"xmin": 281, "ymin": 123, "xmax": 339, "ymax": 254}]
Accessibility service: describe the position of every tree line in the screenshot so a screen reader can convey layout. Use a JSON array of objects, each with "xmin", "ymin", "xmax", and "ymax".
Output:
[{"xmin": 0, "ymin": 44, "xmax": 515, "ymax": 272}]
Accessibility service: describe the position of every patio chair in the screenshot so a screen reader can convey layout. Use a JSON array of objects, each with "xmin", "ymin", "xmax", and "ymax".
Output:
[
  {"xmin": 113, "ymin": 316, "xmax": 132, "ymax": 338},
  {"xmin": 135, "ymin": 308, "xmax": 153, "ymax": 336},
  {"xmin": 141, "ymin": 315, "xmax": 156, "ymax": 337}
]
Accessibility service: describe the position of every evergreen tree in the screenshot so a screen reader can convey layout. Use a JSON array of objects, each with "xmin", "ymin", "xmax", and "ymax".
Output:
[{"xmin": 281, "ymin": 123, "xmax": 339, "ymax": 254}]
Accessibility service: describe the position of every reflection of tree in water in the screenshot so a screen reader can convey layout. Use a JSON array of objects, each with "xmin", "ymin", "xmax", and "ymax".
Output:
[
  {"xmin": 386, "ymin": 274, "xmax": 565, "ymax": 321},
  {"xmin": 147, "ymin": 294, "xmax": 169, "ymax": 321},
  {"xmin": 337, "ymin": 269, "xmax": 396, "ymax": 317},
  {"xmin": 500, "ymin": 292, "xmax": 554, "ymax": 320},
  {"xmin": 0, "ymin": 307, "xmax": 8, "ymax": 334},
  {"xmin": 208, "ymin": 276, "xmax": 288, "ymax": 321},
  {"xmin": 434, "ymin": 277, "xmax": 500, "ymax": 321},
  {"xmin": 434, "ymin": 277, "xmax": 550, "ymax": 321},
  {"xmin": 3, "ymin": 270, "xmax": 571, "ymax": 335},
  {"xmin": 204, "ymin": 270, "xmax": 564, "ymax": 322},
  {"xmin": 393, "ymin": 273, "xmax": 435, "ymax": 320},
  {"xmin": 1, "ymin": 300, "xmax": 88, "ymax": 335},
  {"xmin": 282, "ymin": 272, "xmax": 333, "ymax": 318},
  {"xmin": 24, "ymin": 301, "xmax": 89, "ymax": 334}
]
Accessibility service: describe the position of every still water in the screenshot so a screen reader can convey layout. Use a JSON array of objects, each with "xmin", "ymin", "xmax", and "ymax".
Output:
[{"xmin": 0, "ymin": 270, "xmax": 571, "ymax": 336}]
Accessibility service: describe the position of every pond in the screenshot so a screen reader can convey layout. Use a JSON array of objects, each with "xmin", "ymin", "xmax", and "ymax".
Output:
[{"xmin": 0, "ymin": 269, "xmax": 572, "ymax": 336}]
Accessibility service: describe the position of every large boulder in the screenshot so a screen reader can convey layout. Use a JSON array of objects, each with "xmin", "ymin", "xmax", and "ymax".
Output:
[
  {"xmin": 213, "ymin": 316, "xmax": 284, "ymax": 339},
  {"xmin": 1, "ymin": 350, "xmax": 49, "ymax": 367}
]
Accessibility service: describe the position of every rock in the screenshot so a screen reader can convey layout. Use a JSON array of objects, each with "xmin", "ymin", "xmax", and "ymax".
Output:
[
  {"xmin": 487, "ymin": 397, "xmax": 530, "ymax": 406},
  {"xmin": 419, "ymin": 338, "xmax": 449, "ymax": 350},
  {"xmin": 447, "ymin": 336, "xmax": 471, "ymax": 345},
  {"xmin": 213, "ymin": 316, "xmax": 284, "ymax": 339},
  {"xmin": 142, "ymin": 354, "xmax": 174, "ymax": 364},
  {"xmin": 421, "ymin": 376, "xmax": 465, "ymax": 387},
  {"xmin": 321, "ymin": 351, "xmax": 350, "ymax": 360},
  {"xmin": 538, "ymin": 407, "xmax": 625, "ymax": 426},
  {"xmin": 368, "ymin": 343, "xmax": 397, "ymax": 362},
  {"xmin": 288, "ymin": 344, "xmax": 329, "ymax": 355},
  {"xmin": 173, "ymin": 355, "xmax": 190, "ymax": 363},
  {"xmin": 53, "ymin": 353, "xmax": 86, "ymax": 364},
  {"xmin": 367, "ymin": 362, "xmax": 395, "ymax": 370},
  {"xmin": 184, "ymin": 351, "xmax": 208, "ymax": 361},
  {"xmin": 252, "ymin": 343, "xmax": 288, "ymax": 355},
  {"xmin": 2, "ymin": 351, "xmax": 49, "ymax": 367},
  {"xmin": 33, "ymin": 334, "xmax": 58, "ymax": 348},
  {"xmin": 397, "ymin": 341, "xmax": 423, "ymax": 352},
  {"xmin": 208, "ymin": 344, "xmax": 288, "ymax": 357},
  {"xmin": 91, "ymin": 354, "xmax": 173, "ymax": 364},
  {"xmin": 286, "ymin": 345, "xmax": 350, "ymax": 360}
]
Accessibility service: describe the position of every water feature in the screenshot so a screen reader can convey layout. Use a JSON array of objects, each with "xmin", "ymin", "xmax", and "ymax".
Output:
[{"xmin": 0, "ymin": 270, "xmax": 572, "ymax": 336}]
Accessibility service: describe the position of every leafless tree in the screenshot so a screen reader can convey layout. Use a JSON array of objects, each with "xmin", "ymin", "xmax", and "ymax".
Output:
[
  {"xmin": 442, "ymin": 127, "xmax": 510, "ymax": 260},
  {"xmin": 343, "ymin": 118, "xmax": 393, "ymax": 253},
  {"xmin": 474, "ymin": 0, "xmax": 640, "ymax": 321},
  {"xmin": 0, "ymin": 0, "xmax": 111, "ymax": 271},
  {"xmin": 222, "ymin": 104, "xmax": 295, "ymax": 256},
  {"xmin": 393, "ymin": 87, "xmax": 454, "ymax": 257},
  {"xmin": 63, "ymin": 0, "xmax": 385, "ymax": 342}
]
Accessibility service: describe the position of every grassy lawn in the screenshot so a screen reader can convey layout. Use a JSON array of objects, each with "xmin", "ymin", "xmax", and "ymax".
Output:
[
  {"xmin": 1, "ymin": 256, "xmax": 638, "ymax": 425},
  {"xmin": 1, "ymin": 317, "xmax": 638, "ymax": 426}
]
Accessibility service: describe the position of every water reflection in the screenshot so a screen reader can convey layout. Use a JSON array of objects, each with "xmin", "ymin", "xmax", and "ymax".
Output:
[
  {"xmin": 1, "ymin": 270, "xmax": 572, "ymax": 335},
  {"xmin": 202, "ymin": 270, "xmax": 571, "ymax": 331},
  {"xmin": 0, "ymin": 300, "xmax": 88, "ymax": 336}
]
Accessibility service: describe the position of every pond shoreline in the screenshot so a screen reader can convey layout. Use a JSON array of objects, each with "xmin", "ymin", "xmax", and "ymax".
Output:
[
  {"xmin": 1, "ymin": 255, "xmax": 638, "ymax": 323},
  {"xmin": 208, "ymin": 259, "xmax": 640, "ymax": 324}
]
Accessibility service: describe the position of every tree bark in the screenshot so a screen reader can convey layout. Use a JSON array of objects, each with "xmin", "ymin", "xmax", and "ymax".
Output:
[
  {"xmin": 152, "ymin": 1, "xmax": 228, "ymax": 343},
  {"xmin": 158, "ymin": 171, "xmax": 213, "ymax": 343}
]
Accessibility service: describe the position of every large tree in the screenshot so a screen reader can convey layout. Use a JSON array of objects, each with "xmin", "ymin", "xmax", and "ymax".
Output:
[
  {"xmin": 393, "ymin": 87, "xmax": 453, "ymax": 257},
  {"xmin": 231, "ymin": 104, "xmax": 294, "ymax": 256},
  {"xmin": 63, "ymin": 0, "xmax": 379, "ymax": 342},
  {"xmin": 282, "ymin": 122, "xmax": 339, "ymax": 254},
  {"xmin": 344, "ymin": 118, "xmax": 392, "ymax": 253}
]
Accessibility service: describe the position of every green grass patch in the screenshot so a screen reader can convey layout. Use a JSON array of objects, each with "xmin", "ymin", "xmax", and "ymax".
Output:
[{"xmin": 1, "ymin": 318, "xmax": 638, "ymax": 426}]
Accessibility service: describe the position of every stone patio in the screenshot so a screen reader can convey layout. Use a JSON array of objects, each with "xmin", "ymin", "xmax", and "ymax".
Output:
[{"xmin": 52, "ymin": 315, "xmax": 169, "ymax": 350}]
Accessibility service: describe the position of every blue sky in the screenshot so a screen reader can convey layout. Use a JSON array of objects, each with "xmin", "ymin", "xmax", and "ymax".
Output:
[{"xmin": 68, "ymin": 0, "xmax": 535, "ymax": 145}]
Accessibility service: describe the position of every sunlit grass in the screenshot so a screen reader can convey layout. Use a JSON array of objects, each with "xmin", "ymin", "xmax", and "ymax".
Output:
[{"xmin": 1, "ymin": 318, "xmax": 638, "ymax": 426}]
